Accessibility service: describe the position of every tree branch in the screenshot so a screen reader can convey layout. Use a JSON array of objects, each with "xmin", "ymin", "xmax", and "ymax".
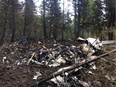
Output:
[{"xmin": 30, "ymin": 49, "xmax": 116, "ymax": 87}]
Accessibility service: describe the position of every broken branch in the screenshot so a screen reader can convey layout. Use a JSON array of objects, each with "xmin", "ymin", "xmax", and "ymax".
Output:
[
  {"xmin": 27, "ymin": 52, "xmax": 36, "ymax": 65},
  {"xmin": 30, "ymin": 49, "xmax": 116, "ymax": 87}
]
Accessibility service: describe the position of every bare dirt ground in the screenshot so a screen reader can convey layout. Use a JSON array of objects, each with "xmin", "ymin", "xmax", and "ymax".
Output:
[{"xmin": 0, "ymin": 40, "xmax": 115, "ymax": 87}]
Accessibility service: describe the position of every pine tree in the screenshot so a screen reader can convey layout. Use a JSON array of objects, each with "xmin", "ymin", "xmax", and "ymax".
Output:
[
  {"xmin": 73, "ymin": 0, "xmax": 77, "ymax": 39},
  {"xmin": 23, "ymin": 0, "xmax": 35, "ymax": 39},
  {"xmin": 104, "ymin": 0, "xmax": 115, "ymax": 40},
  {"xmin": 43, "ymin": 0, "xmax": 47, "ymax": 38},
  {"xmin": 93, "ymin": 0, "xmax": 104, "ymax": 36},
  {"xmin": 44, "ymin": 0, "xmax": 62, "ymax": 39},
  {"xmin": 0, "ymin": 0, "xmax": 9, "ymax": 44},
  {"xmin": 9, "ymin": 0, "xmax": 18, "ymax": 42}
]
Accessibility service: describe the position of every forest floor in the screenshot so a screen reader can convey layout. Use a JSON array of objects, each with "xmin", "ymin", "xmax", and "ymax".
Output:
[{"xmin": 0, "ymin": 40, "xmax": 115, "ymax": 87}]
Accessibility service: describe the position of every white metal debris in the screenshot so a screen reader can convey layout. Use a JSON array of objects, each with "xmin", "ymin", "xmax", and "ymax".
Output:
[
  {"xmin": 33, "ymin": 71, "xmax": 42, "ymax": 80},
  {"xmin": 2, "ymin": 57, "xmax": 7, "ymax": 63},
  {"xmin": 87, "ymin": 37, "xmax": 103, "ymax": 50}
]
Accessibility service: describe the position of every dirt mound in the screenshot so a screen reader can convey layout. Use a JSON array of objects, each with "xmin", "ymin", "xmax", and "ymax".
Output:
[{"xmin": 0, "ymin": 41, "xmax": 115, "ymax": 87}]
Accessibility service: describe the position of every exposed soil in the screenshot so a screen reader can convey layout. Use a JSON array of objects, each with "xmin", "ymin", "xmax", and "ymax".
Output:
[{"xmin": 0, "ymin": 40, "xmax": 115, "ymax": 87}]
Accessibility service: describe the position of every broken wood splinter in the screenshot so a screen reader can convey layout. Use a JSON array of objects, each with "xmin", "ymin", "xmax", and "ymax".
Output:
[{"xmin": 30, "ymin": 49, "xmax": 116, "ymax": 87}]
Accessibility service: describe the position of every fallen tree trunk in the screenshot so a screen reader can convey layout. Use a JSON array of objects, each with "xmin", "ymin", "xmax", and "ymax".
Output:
[{"xmin": 30, "ymin": 49, "xmax": 116, "ymax": 87}]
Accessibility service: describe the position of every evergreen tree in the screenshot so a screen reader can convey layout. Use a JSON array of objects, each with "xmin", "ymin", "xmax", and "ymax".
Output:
[
  {"xmin": 23, "ymin": 0, "xmax": 35, "ymax": 39},
  {"xmin": 9, "ymin": 0, "xmax": 18, "ymax": 42},
  {"xmin": 43, "ymin": 0, "xmax": 47, "ymax": 38},
  {"xmin": 73, "ymin": 0, "xmax": 77, "ymax": 39},
  {"xmin": 0, "ymin": 0, "xmax": 9, "ymax": 44},
  {"xmin": 104, "ymin": 0, "xmax": 115, "ymax": 40},
  {"xmin": 43, "ymin": 0, "xmax": 62, "ymax": 39},
  {"xmin": 93, "ymin": 0, "xmax": 104, "ymax": 36}
]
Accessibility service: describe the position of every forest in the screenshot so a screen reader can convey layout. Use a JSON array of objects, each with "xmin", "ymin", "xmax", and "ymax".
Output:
[
  {"xmin": 0, "ymin": 0, "xmax": 116, "ymax": 87},
  {"xmin": 0, "ymin": 0, "xmax": 115, "ymax": 43}
]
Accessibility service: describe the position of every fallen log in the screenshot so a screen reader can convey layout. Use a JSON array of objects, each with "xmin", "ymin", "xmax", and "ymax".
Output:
[
  {"xmin": 102, "ymin": 40, "xmax": 116, "ymax": 45},
  {"xmin": 30, "ymin": 49, "xmax": 116, "ymax": 87}
]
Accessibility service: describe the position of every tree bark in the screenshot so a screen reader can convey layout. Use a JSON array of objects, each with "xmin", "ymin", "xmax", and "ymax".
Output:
[
  {"xmin": 74, "ymin": 0, "xmax": 77, "ymax": 39},
  {"xmin": 0, "ymin": 0, "xmax": 9, "ymax": 45},
  {"xmin": 62, "ymin": 0, "xmax": 64, "ymax": 40},
  {"xmin": 77, "ymin": 0, "xmax": 81, "ymax": 38},
  {"xmin": 43, "ymin": 0, "xmax": 47, "ymax": 38},
  {"xmin": 10, "ymin": 0, "xmax": 16, "ymax": 42}
]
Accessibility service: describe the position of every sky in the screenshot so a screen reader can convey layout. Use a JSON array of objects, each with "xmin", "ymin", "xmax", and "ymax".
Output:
[{"xmin": 19, "ymin": 0, "xmax": 74, "ymax": 15}]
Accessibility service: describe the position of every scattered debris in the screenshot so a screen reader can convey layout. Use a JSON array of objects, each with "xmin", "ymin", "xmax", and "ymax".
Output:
[
  {"xmin": 0, "ymin": 38, "xmax": 115, "ymax": 87},
  {"xmin": 30, "ymin": 49, "xmax": 116, "ymax": 87},
  {"xmin": 33, "ymin": 71, "xmax": 42, "ymax": 80}
]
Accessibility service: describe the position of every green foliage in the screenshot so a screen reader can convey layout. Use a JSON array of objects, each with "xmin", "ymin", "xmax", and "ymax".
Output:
[{"xmin": 0, "ymin": 0, "xmax": 115, "ymax": 43}]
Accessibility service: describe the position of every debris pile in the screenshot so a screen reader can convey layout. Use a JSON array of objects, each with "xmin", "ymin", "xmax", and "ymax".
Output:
[
  {"xmin": 0, "ymin": 38, "xmax": 115, "ymax": 87},
  {"xmin": 28, "ymin": 37, "xmax": 103, "ymax": 68}
]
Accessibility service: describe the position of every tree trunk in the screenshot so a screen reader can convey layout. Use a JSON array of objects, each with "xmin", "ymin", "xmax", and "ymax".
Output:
[
  {"xmin": 10, "ymin": 0, "xmax": 16, "ymax": 42},
  {"xmin": 77, "ymin": 0, "xmax": 81, "ymax": 38},
  {"xmin": 53, "ymin": 0, "xmax": 57, "ymax": 40},
  {"xmin": 62, "ymin": 0, "xmax": 64, "ymax": 40},
  {"xmin": 0, "ymin": 0, "xmax": 9, "ymax": 45},
  {"xmin": 43, "ymin": 0, "xmax": 47, "ymax": 38},
  {"xmin": 23, "ymin": 0, "xmax": 28, "ymax": 37},
  {"xmin": 74, "ymin": 0, "xmax": 77, "ymax": 39}
]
